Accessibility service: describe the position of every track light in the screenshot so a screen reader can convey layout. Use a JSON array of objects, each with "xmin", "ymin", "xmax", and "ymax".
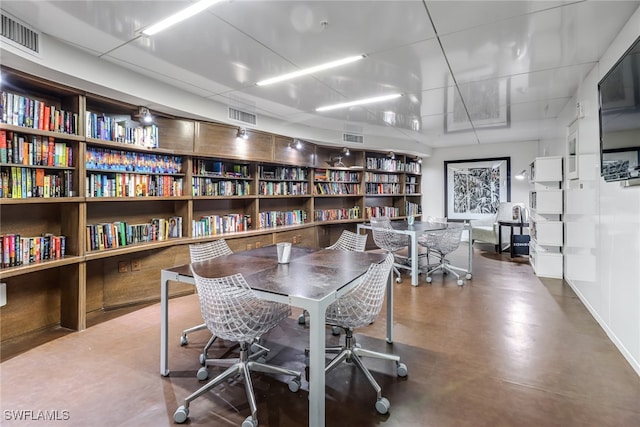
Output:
[
  {"xmin": 256, "ymin": 54, "xmax": 365, "ymax": 86},
  {"xmin": 295, "ymin": 139, "xmax": 302, "ymax": 149},
  {"xmin": 237, "ymin": 128, "xmax": 249, "ymax": 140},
  {"xmin": 388, "ymin": 151, "xmax": 395, "ymax": 160},
  {"xmin": 138, "ymin": 107, "xmax": 153, "ymax": 124},
  {"xmin": 341, "ymin": 147, "xmax": 350, "ymax": 156}
]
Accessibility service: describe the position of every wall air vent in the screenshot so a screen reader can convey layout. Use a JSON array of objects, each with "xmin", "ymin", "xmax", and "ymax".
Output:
[
  {"xmin": 1, "ymin": 13, "xmax": 40, "ymax": 56},
  {"xmin": 342, "ymin": 132, "xmax": 364, "ymax": 144},
  {"xmin": 228, "ymin": 107, "xmax": 257, "ymax": 126}
]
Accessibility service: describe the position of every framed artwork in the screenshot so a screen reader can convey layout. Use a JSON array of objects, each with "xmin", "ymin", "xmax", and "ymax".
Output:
[
  {"xmin": 444, "ymin": 157, "xmax": 511, "ymax": 221},
  {"xmin": 445, "ymin": 77, "xmax": 511, "ymax": 133},
  {"xmin": 567, "ymin": 119, "xmax": 579, "ymax": 180}
]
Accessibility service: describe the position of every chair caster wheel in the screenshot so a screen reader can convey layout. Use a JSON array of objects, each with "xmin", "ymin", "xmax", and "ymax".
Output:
[
  {"xmin": 256, "ymin": 356, "xmax": 266, "ymax": 364},
  {"xmin": 180, "ymin": 335, "xmax": 188, "ymax": 346},
  {"xmin": 397, "ymin": 362, "xmax": 408, "ymax": 377},
  {"xmin": 199, "ymin": 353, "xmax": 206, "ymax": 365},
  {"xmin": 375, "ymin": 397, "xmax": 390, "ymax": 414},
  {"xmin": 466, "ymin": 273, "xmax": 472, "ymax": 280},
  {"xmin": 298, "ymin": 313, "xmax": 306, "ymax": 325},
  {"xmin": 196, "ymin": 367, "xmax": 208, "ymax": 381},
  {"xmin": 331, "ymin": 326, "xmax": 341, "ymax": 336},
  {"xmin": 288, "ymin": 378, "xmax": 301, "ymax": 392},
  {"xmin": 457, "ymin": 279, "xmax": 464, "ymax": 286},
  {"xmin": 395, "ymin": 277, "xmax": 402, "ymax": 283},
  {"xmin": 426, "ymin": 277, "xmax": 432, "ymax": 283},
  {"xmin": 174, "ymin": 405, "xmax": 189, "ymax": 423},
  {"xmin": 242, "ymin": 415, "xmax": 258, "ymax": 427}
]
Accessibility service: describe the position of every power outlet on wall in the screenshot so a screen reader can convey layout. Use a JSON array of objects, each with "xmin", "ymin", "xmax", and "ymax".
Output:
[
  {"xmin": 131, "ymin": 259, "xmax": 141, "ymax": 271},
  {"xmin": 118, "ymin": 261, "xmax": 128, "ymax": 273}
]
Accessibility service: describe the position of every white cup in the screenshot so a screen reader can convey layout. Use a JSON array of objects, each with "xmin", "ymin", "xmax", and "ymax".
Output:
[
  {"xmin": 408, "ymin": 215, "xmax": 415, "ymax": 226},
  {"xmin": 276, "ymin": 242, "xmax": 292, "ymax": 264}
]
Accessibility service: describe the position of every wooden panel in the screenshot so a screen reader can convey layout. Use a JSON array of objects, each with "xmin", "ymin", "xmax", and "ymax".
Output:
[
  {"xmin": 156, "ymin": 117, "xmax": 194, "ymax": 152},
  {"xmin": 101, "ymin": 246, "xmax": 192, "ymax": 308},
  {"xmin": 225, "ymin": 234, "xmax": 274, "ymax": 252},
  {"xmin": 0, "ymin": 270, "xmax": 61, "ymax": 341},
  {"xmin": 60, "ymin": 263, "xmax": 85, "ymax": 330},
  {"xmin": 274, "ymin": 136, "xmax": 315, "ymax": 166},
  {"xmin": 195, "ymin": 122, "xmax": 272, "ymax": 162},
  {"xmin": 276, "ymin": 227, "xmax": 317, "ymax": 248},
  {"xmin": 85, "ymin": 259, "xmax": 105, "ymax": 313}
]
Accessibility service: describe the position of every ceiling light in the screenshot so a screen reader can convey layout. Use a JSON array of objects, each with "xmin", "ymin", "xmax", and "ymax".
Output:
[
  {"xmin": 256, "ymin": 55, "xmax": 365, "ymax": 86},
  {"xmin": 142, "ymin": 0, "xmax": 222, "ymax": 36},
  {"xmin": 237, "ymin": 128, "xmax": 249, "ymax": 140},
  {"xmin": 316, "ymin": 93, "xmax": 402, "ymax": 112}
]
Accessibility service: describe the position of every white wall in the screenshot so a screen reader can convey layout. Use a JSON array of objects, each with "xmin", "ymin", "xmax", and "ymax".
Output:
[
  {"xmin": 541, "ymin": 9, "xmax": 640, "ymax": 375},
  {"xmin": 422, "ymin": 141, "xmax": 539, "ymax": 219}
]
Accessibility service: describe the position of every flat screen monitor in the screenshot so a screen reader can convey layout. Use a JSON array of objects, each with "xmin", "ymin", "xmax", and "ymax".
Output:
[{"xmin": 598, "ymin": 35, "xmax": 640, "ymax": 182}]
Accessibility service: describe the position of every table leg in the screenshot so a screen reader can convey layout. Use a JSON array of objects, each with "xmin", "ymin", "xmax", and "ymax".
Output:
[
  {"xmin": 305, "ymin": 302, "xmax": 326, "ymax": 427},
  {"xmin": 510, "ymin": 226, "xmax": 515, "ymax": 258},
  {"xmin": 160, "ymin": 270, "xmax": 170, "ymax": 376},
  {"xmin": 386, "ymin": 271, "xmax": 393, "ymax": 344},
  {"xmin": 498, "ymin": 224, "xmax": 503, "ymax": 253},
  {"xmin": 409, "ymin": 232, "xmax": 418, "ymax": 286}
]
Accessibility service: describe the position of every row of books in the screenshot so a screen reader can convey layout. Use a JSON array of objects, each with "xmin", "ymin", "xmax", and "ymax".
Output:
[
  {"xmin": 258, "ymin": 166, "xmax": 308, "ymax": 181},
  {"xmin": 85, "ymin": 147, "xmax": 182, "ymax": 174},
  {"xmin": 85, "ymin": 112, "xmax": 159, "ymax": 148},
  {"xmin": 192, "ymin": 178, "xmax": 251, "ymax": 196},
  {"xmin": 258, "ymin": 210, "xmax": 307, "ymax": 228},
  {"xmin": 314, "ymin": 169, "xmax": 360, "ymax": 182},
  {"xmin": 366, "ymin": 157, "xmax": 406, "ymax": 172},
  {"xmin": 314, "ymin": 207, "xmax": 361, "ymax": 222},
  {"xmin": 405, "ymin": 201, "xmax": 422, "ymax": 216},
  {"xmin": 366, "ymin": 206, "xmax": 400, "ymax": 218},
  {"xmin": 1, "ymin": 233, "xmax": 66, "ymax": 269},
  {"xmin": 192, "ymin": 214, "xmax": 252, "ymax": 237},
  {"xmin": 364, "ymin": 172, "xmax": 400, "ymax": 183},
  {"xmin": 1, "ymin": 90, "xmax": 80, "ymax": 135},
  {"xmin": 365, "ymin": 183, "xmax": 401, "ymax": 195},
  {"xmin": 86, "ymin": 173, "xmax": 183, "ymax": 198},
  {"xmin": 314, "ymin": 182, "xmax": 360, "ymax": 195},
  {"xmin": 86, "ymin": 216, "xmax": 182, "ymax": 251},
  {"xmin": 1, "ymin": 167, "xmax": 73, "ymax": 198},
  {"xmin": 193, "ymin": 160, "xmax": 250, "ymax": 178},
  {"xmin": 405, "ymin": 184, "xmax": 419, "ymax": 194},
  {"xmin": 405, "ymin": 162, "xmax": 422, "ymax": 174},
  {"xmin": 259, "ymin": 181, "xmax": 308, "ymax": 196},
  {"xmin": 0, "ymin": 130, "xmax": 72, "ymax": 167}
]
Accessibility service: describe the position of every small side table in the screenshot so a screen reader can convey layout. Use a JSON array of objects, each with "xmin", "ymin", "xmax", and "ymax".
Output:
[{"xmin": 498, "ymin": 221, "xmax": 530, "ymax": 257}]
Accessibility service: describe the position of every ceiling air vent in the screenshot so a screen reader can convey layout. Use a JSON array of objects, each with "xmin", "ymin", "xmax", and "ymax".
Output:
[
  {"xmin": 1, "ymin": 13, "xmax": 40, "ymax": 55},
  {"xmin": 228, "ymin": 107, "xmax": 257, "ymax": 126},
  {"xmin": 343, "ymin": 132, "xmax": 364, "ymax": 144}
]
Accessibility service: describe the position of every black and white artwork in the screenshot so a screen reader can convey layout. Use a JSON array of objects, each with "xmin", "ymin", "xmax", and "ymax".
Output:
[{"xmin": 445, "ymin": 157, "xmax": 511, "ymax": 221}]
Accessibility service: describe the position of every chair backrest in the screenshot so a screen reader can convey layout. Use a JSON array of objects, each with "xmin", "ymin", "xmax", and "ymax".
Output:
[
  {"xmin": 191, "ymin": 271, "xmax": 287, "ymax": 343},
  {"xmin": 327, "ymin": 253, "xmax": 394, "ymax": 328},
  {"xmin": 369, "ymin": 216, "xmax": 406, "ymax": 252},
  {"xmin": 326, "ymin": 230, "xmax": 367, "ymax": 252},
  {"xmin": 189, "ymin": 239, "xmax": 233, "ymax": 262},
  {"xmin": 496, "ymin": 202, "xmax": 526, "ymax": 223},
  {"xmin": 420, "ymin": 223, "xmax": 464, "ymax": 255}
]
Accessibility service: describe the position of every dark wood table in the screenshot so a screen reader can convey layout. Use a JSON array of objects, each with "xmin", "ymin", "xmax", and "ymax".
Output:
[{"xmin": 160, "ymin": 246, "xmax": 388, "ymax": 427}]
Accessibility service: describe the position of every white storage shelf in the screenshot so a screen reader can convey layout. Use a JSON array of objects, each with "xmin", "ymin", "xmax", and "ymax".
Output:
[{"xmin": 528, "ymin": 156, "xmax": 564, "ymax": 279}]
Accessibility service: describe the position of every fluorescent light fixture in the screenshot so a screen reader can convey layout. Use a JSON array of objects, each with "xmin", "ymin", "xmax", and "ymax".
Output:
[
  {"xmin": 256, "ymin": 55, "xmax": 365, "ymax": 86},
  {"xmin": 316, "ymin": 93, "xmax": 402, "ymax": 112},
  {"xmin": 142, "ymin": 0, "xmax": 222, "ymax": 36}
]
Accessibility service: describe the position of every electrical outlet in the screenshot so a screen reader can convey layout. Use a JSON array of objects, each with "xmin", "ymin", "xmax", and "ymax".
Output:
[
  {"xmin": 255, "ymin": 241, "xmax": 261, "ymax": 248},
  {"xmin": 246, "ymin": 243, "xmax": 254, "ymax": 250},
  {"xmin": 131, "ymin": 259, "xmax": 141, "ymax": 271},
  {"xmin": 292, "ymin": 235, "xmax": 298, "ymax": 244},
  {"xmin": 118, "ymin": 261, "xmax": 128, "ymax": 273}
]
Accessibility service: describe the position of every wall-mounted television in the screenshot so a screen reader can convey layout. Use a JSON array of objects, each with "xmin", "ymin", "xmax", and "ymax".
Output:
[{"xmin": 598, "ymin": 35, "xmax": 640, "ymax": 183}]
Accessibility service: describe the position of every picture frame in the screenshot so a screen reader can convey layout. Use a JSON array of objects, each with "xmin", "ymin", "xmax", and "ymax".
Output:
[
  {"xmin": 444, "ymin": 157, "xmax": 511, "ymax": 221},
  {"xmin": 445, "ymin": 77, "xmax": 511, "ymax": 133}
]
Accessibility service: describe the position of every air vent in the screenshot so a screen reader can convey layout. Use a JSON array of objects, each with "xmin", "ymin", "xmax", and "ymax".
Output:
[
  {"xmin": 228, "ymin": 107, "xmax": 257, "ymax": 126},
  {"xmin": 1, "ymin": 13, "xmax": 40, "ymax": 55},
  {"xmin": 343, "ymin": 133, "xmax": 364, "ymax": 144}
]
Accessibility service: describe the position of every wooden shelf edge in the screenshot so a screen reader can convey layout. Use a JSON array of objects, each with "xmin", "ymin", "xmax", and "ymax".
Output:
[
  {"xmin": 0, "ymin": 256, "xmax": 84, "ymax": 279},
  {"xmin": 84, "ymin": 238, "xmax": 187, "ymax": 260}
]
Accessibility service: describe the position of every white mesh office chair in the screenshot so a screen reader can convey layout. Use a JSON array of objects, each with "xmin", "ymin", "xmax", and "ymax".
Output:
[
  {"xmin": 184, "ymin": 240, "xmax": 233, "ymax": 376},
  {"xmin": 323, "ymin": 253, "xmax": 407, "ymax": 414},
  {"xmin": 298, "ymin": 229, "xmax": 368, "ymax": 326},
  {"xmin": 174, "ymin": 271, "xmax": 301, "ymax": 427},
  {"xmin": 369, "ymin": 216, "xmax": 408, "ymax": 283},
  {"xmin": 418, "ymin": 223, "xmax": 467, "ymax": 286}
]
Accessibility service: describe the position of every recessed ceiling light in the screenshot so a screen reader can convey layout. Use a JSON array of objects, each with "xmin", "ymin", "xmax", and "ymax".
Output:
[
  {"xmin": 316, "ymin": 93, "xmax": 402, "ymax": 112},
  {"xmin": 142, "ymin": 0, "xmax": 222, "ymax": 36},
  {"xmin": 256, "ymin": 55, "xmax": 365, "ymax": 86}
]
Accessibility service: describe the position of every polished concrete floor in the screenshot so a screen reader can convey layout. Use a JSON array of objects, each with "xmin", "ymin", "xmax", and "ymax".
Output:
[{"xmin": 1, "ymin": 244, "xmax": 639, "ymax": 426}]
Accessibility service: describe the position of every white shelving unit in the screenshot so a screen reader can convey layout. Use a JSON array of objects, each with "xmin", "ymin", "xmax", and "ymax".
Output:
[{"xmin": 528, "ymin": 156, "xmax": 564, "ymax": 278}]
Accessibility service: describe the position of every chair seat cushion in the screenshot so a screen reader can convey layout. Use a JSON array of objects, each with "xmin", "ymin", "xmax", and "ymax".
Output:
[{"xmin": 471, "ymin": 225, "xmax": 498, "ymax": 244}]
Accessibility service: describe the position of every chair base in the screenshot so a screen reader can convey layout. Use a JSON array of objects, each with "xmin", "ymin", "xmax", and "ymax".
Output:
[
  {"xmin": 175, "ymin": 341, "xmax": 301, "ymax": 425},
  {"xmin": 422, "ymin": 257, "xmax": 467, "ymax": 286}
]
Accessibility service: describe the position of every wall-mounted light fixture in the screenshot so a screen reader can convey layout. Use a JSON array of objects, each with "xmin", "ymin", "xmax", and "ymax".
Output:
[
  {"xmin": 295, "ymin": 139, "xmax": 302, "ymax": 149},
  {"xmin": 138, "ymin": 107, "xmax": 153, "ymax": 124},
  {"xmin": 341, "ymin": 147, "xmax": 350, "ymax": 156},
  {"xmin": 414, "ymin": 156, "xmax": 422, "ymax": 164},
  {"xmin": 387, "ymin": 151, "xmax": 395, "ymax": 160},
  {"xmin": 237, "ymin": 128, "xmax": 249, "ymax": 140},
  {"xmin": 515, "ymin": 169, "xmax": 528, "ymax": 180}
]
